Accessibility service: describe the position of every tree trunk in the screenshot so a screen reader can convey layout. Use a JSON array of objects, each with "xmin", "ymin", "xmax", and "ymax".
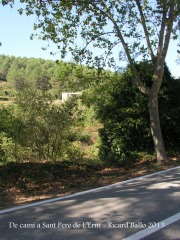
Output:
[{"xmin": 148, "ymin": 90, "xmax": 168, "ymax": 164}]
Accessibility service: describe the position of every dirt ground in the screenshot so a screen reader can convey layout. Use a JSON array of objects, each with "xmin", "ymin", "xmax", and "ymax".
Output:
[{"xmin": 0, "ymin": 156, "xmax": 179, "ymax": 210}]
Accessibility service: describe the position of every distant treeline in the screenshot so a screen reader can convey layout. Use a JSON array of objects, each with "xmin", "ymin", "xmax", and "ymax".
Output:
[{"xmin": 0, "ymin": 54, "xmax": 102, "ymax": 97}]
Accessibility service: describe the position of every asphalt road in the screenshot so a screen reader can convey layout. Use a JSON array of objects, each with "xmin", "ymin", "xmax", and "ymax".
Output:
[{"xmin": 0, "ymin": 166, "xmax": 180, "ymax": 240}]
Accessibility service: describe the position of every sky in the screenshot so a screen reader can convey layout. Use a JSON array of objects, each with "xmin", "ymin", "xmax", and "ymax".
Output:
[{"xmin": 0, "ymin": 3, "xmax": 180, "ymax": 78}]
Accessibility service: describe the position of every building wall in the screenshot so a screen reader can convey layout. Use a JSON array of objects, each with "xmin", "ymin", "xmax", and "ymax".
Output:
[{"xmin": 62, "ymin": 92, "xmax": 81, "ymax": 103}]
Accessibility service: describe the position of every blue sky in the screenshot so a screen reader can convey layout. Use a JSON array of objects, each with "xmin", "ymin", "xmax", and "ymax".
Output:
[{"xmin": 0, "ymin": 3, "xmax": 179, "ymax": 78}]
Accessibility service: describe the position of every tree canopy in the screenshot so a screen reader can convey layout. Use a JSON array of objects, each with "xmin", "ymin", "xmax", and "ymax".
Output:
[
  {"xmin": 0, "ymin": 55, "xmax": 97, "ymax": 94},
  {"xmin": 6, "ymin": 1, "xmax": 178, "ymax": 67}
]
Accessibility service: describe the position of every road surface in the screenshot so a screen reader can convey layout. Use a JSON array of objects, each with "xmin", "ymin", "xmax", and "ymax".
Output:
[{"xmin": 0, "ymin": 166, "xmax": 180, "ymax": 240}]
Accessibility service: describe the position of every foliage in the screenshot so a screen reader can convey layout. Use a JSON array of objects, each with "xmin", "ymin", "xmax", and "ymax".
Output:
[
  {"xmin": 0, "ymin": 55, "xmax": 99, "ymax": 98},
  {"xmin": 15, "ymin": 89, "xmax": 82, "ymax": 161},
  {"xmin": 7, "ymin": 0, "xmax": 179, "ymax": 67},
  {"xmin": 0, "ymin": 55, "xmax": 106, "ymax": 164},
  {"xmin": 0, "ymin": 55, "xmax": 15, "ymax": 81},
  {"xmin": 0, "ymin": 107, "xmax": 25, "ymax": 163},
  {"xmin": 1, "ymin": 53, "xmax": 179, "ymax": 166},
  {"xmin": 0, "ymin": 87, "xmax": 85, "ymax": 163},
  {"xmin": 4, "ymin": 0, "xmax": 179, "ymax": 162},
  {"xmin": 82, "ymin": 62, "xmax": 180, "ymax": 166}
]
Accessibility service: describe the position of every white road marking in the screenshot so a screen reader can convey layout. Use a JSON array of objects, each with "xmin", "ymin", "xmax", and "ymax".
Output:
[
  {"xmin": 122, "ymin": 212, "xmax": 180, "ymax": 240},
  {"xmin": 0, "ymin": 166, "xmax": 179, "ymax": 215}
]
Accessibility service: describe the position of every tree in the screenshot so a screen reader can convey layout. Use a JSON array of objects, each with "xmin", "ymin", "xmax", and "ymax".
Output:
[
  {"xmin": 0, "ymin": 55, "xmax": 15, "ymax": 81},
  {"xmin": 51, "ymin": 60, "xmax": 98, "ymax": 93},
  {"xmin": 3, "ymin": 0, "xmax": 180, "ymax": 163},
  {"xmin": 82, "ymin": 62, "xmax": 180, "ymax": 165},
  {"xmin": 6, "ymin": 57, "xmax": 28, "ymax": 90}
]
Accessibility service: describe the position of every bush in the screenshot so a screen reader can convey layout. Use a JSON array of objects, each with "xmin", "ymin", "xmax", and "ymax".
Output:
[
  {"xmin": 82, "ymin": 62, "xmax": 180, "ymax": 166},
  {"xmin": 0, "ymin": 89, "xmax": 84, "ymax": 163}
]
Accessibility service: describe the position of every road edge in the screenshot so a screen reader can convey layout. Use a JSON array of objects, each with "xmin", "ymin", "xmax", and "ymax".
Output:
[{"xmin": 0, "ymin": 166, "xmax": 179, "ymax": 215}]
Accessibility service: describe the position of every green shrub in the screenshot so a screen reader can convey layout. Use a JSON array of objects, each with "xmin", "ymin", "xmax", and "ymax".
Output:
[
  {"xmin": 0, "ymin": 90, "xmax": 84, "ymax": 163},
  {"xmin": 82, "ymin": 62, "xmax": 180, "ymax": 166}
]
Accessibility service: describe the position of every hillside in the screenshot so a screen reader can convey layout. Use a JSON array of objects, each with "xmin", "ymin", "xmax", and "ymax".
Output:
[{"xmin": 0, "ymin": 54, "xmax": 98, "ymax": 102}]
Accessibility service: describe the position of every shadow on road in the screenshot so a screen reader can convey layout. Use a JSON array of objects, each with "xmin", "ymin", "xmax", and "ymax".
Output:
[{"xmin": 0, "ymin": 167, "xmax": 179, "ymax": 240}]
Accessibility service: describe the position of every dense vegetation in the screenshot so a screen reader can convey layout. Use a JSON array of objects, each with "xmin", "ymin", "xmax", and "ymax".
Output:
[
  {"xmin": 0, "ymin": 54, "xmax": 98, "ymax": 95},
  {"xmin": 82, "ymin": 61, "xmax": 180, "ymax": 166},
  {"xmin": 0, "ymin": 55, "xmax": 100, "ymax": 164},
  {"xmin": 0, "ymin": 55, "xmax": 179, "ymax": 167},
  {"xmin": 8, "ymin": 0, "xmax": 179, "ymax": 163}
]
